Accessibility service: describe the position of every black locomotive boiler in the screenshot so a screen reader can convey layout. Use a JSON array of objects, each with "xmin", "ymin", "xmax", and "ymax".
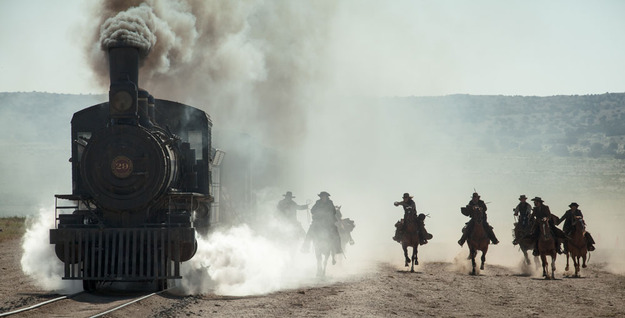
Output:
[{"xmin": 49, "ymin": 45, "xmax": 219, "ymax": 291}]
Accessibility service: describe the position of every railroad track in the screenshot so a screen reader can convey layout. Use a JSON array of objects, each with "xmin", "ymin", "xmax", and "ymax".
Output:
[{"xmin": 0, "ymin": 288, "xmax": 173, "ymax": 317}]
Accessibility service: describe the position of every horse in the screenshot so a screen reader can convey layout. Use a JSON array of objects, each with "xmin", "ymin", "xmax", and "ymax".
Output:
[
  {"xmin": 513, "ymin": 217, "xmax": 538, "ymax": 267},
  {"xmin": 311, "ymin": 223, "xmax": 339, "ymax": 277},
  {"xmin": 400, "ymin": 213, "xmax": 420, "ymax": 272},
  {"xmin": 536, "ymin": 216, "xmax": 557, "ymax": 279},
  {"xmin": 465, "ymin": 207, "xmax": 489, "ymax": 275},
  {"xmin": 565, "ymin": 215, "xmax": 588, "ymax": 277}
]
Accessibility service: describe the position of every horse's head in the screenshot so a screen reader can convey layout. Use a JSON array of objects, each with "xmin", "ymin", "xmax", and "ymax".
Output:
[
  {"xmin": 537, "ymin": 217, "xmax": 552, "ymax": 239},
  {"xmin": 572, "ymin": 215, "xmax": 586, "ymax": 232},
  {"xmin": 470, "ymin": 206, "xmax": 484, "ymax": 222}
]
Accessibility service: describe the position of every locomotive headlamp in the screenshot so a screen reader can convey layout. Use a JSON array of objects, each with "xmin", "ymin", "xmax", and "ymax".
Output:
[{"xmin": 111, "ymin": 91, "xmax": 133, "ymax": 113}]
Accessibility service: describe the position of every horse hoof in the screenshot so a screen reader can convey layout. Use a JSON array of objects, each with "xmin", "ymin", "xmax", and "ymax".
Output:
[
  {"xmin": 582, "ymin": 264, "xmax": 587, "ymax": 268},
  {"xmin": 405, "ymin": 263, "xmax": 409, "ymax": 267}
]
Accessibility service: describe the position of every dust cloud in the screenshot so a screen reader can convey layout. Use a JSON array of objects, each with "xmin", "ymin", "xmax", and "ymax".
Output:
[{"xmin": 20, "ymin": 208, "xmax": 82, "ymax": 293}]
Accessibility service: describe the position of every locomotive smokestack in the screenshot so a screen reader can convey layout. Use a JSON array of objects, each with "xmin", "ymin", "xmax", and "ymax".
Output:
[
  {"xmin": 107, "ymin": 46, "xmax": 140, "ymax": 121},
  {"xmin": 108, "ymin": 46, "xmax": 139, "ymax": 88}
]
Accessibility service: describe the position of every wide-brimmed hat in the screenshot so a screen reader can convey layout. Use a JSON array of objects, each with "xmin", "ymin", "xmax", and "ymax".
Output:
[
  {"xmin": 402, "ymin": 193, "xmax": 413, "ymax": 199},
  {"xmin": 318, "ymin": 191, "xmax": 331, "ymax": 197},
  {"xmin": 569, "ymin": 202, "xmax": 579, "ymax": 208},
  {"xmin": 283, "ymin": 191, "xmax": 294, "ymax": 198},
  {"xmin": 531, "ymin": 197, "xmax": 544, "ymax": 203},
  {"xmin": 472, "ymin": 192, "xmax": 480, "ymax": 198},
  {"xmin": 519, "ymin": 195, "xmax": 528, "ymax": 200}
]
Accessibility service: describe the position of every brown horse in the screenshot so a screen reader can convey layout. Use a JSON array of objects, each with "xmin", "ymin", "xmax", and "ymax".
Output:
[
  {"xmin": 565, "ymin": 216, "xmax": 588, "ymax": 277},
  {"xmin": 466, "ymin": 207, "xmax": 489, "ymax": 275},
  {"xmin": 536, "ymin": 217, "xmax": 557, "ymax": 279},
  {"xmin": 400, "ymin": 213, "xmax": 420, "ymax": 272}
]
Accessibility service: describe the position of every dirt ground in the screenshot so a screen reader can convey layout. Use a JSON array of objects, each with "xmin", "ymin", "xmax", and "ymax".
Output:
[{"xmin": 2, "ymin": 238, "xmax": 624, "ymax": 318}]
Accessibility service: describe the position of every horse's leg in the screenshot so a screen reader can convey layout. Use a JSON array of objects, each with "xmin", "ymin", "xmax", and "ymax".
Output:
[
  {"xmin": 331, "ymin": 252, "xmax": 336, "ymax": 265},
  {"xmin": 316, "ymin": 250, "xmax": 322, "ymax": 277},
  {"xmin": 480, "ymin": 248, "xmax": 487, "ymax": 270},
  {"xmin": 582, "ymin": 254, "xmax": 587, "ymax": 268},
  {"xmin": 410, "ymin": 247, "xmax": 415, "ymax": 273},
  {"xmin": 522, "ymin": 249, "xmax": 530, "ymax": 265},
  {"xmin": 403, "ymin": 244, "xmax": 410, "ymax": 267},
  {"xmin": 574, "ymin": 256, "xmax": 580, "ymax": 277},
  {"xmin": 413, "ymin": 245, "xmax": 419, "ymax": 266},
  {"xmin": 323, "ymin": 254, "xmax": 329, "ymax": 277},
  {"xmin": 565, "ymin": 251, "xmax": 570, "ymax": 272},
  {"xmin": 551, "ymin": 253, "xmax": 557, "ymax": 279},
  {"xmin": 541, "ymin": 254, "xmax": 548, "ymax": 278},
  {"xmin": 470, "ymin": 248, "xmax": 477, "ymax": 275}
]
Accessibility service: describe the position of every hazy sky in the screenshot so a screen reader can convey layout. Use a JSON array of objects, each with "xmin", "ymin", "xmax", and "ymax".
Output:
[{"xmin": 0, "ymin": 0, "xmax": 624, "ymax": 96}]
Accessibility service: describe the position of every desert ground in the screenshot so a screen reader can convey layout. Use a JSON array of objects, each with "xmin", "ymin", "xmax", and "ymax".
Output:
[{"xmin": 2, "ymin": 237, "xmax": 624, "ymax": 318}]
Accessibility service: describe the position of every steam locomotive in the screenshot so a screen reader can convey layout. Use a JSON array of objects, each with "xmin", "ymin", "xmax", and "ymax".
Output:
[{"xmin": 49, "ymin": 45, "xmax": 222, "ymax": 291}]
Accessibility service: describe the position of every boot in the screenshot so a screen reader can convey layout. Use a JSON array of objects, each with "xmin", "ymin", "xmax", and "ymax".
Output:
[
  {"xmin": 585, "ymin": 232, "xmax": 596, "ymax": 251},
  {"xmin": 458, "ymin": 233, "xmax": 467, "ymax": 246},
  {"xmin": 532, "ymin": 241, "xmax": 539, "ymax": 256},
  {"xmin": 486, "ymin": 226, "xmax": 499, "ymax": 245},
  {"xmin": 392, "ymin": 228, "xmax": 402, "ymax": 242},
  {"xmin": 556, "ymin": 243, "xmax": 563, "ymax": 254}
]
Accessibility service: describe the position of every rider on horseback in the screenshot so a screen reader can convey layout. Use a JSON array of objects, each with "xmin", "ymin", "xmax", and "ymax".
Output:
[
  {"xmin": 528, "ymin": 197, "xmax": 568, "ymax": 255},
  {"xmin": 557, "ymin": 202, "xmax": 596, "ymax": 252},
  {"xmin": 277, "ymin": 191, "xmax": 308, "ymax": 236},
  {"xmin": 392, "ymin": 193, "xmax": 432, "ymax": 244},
  {"xmin": 277, "ymin": 191, "xmax": 308, "ymax": 222},
  {"xmin": 301, "ymin": 191, "xmax": 343, "ymax": 254},
  {"xmin": 458, "ymin": 192, "xmax": 499, "ymax": 246},
  {"xmin": 512, "ymin": 194, "xmax": 532, "ymax": 245}
]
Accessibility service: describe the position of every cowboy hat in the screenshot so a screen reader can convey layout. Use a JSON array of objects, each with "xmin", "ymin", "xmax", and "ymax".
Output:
[
  {"xmin": 402, "ymin": 193, "xmax": 413, "ymax": 199},
  {"xmin": 519, "ymin": 195, "xmax": 527, "ymax": 200},
  {"xmin": 318, "ymin": 191, "xmax": 331, "ymax": 197},
  {"xmin": 283, "ymin": 191, "xmax": 295, "ymax": 198},
  {"xmin": 531, "ymin": 197, "xmax": 544, "ymax": 203},
  {"xmin": 569, "ymin": 202, "xmax": 579, "ymax": 207}
]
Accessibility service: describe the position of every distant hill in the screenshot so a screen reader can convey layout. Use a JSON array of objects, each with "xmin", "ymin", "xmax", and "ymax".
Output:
[{"xmin": 389, "ymin": 93, "xmax": 625, "ymax": 158}]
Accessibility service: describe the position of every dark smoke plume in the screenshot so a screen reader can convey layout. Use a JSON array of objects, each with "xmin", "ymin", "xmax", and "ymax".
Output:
[{"xmin": 85, "ymin": 0, "xmax": 336, "ymax": 148}]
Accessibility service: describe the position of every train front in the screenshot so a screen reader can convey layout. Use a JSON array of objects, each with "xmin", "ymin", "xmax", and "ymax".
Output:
[{"xmin": 49, "ymin": 44, "xmax": 215, "ymax": 291}]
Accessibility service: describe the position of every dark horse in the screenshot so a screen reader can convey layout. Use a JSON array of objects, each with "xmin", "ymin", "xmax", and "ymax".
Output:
[
  {"xmin": 565, "ymin": 216, "xmax": 588, "ymax": 277},
  {"xmin": 536, "ymin": 217, "xmax": 557, "ymax": 279},
  {"xmin": 400, "ymin": 213, "xmax": 420, "ymax": 272},
  {"xmin": 513, "ymin": 217, "xmax": 538, "ymax": 267},
  {"xmin": 465, "ymin": 207, "xmax": 489, "ymax": 275}
]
